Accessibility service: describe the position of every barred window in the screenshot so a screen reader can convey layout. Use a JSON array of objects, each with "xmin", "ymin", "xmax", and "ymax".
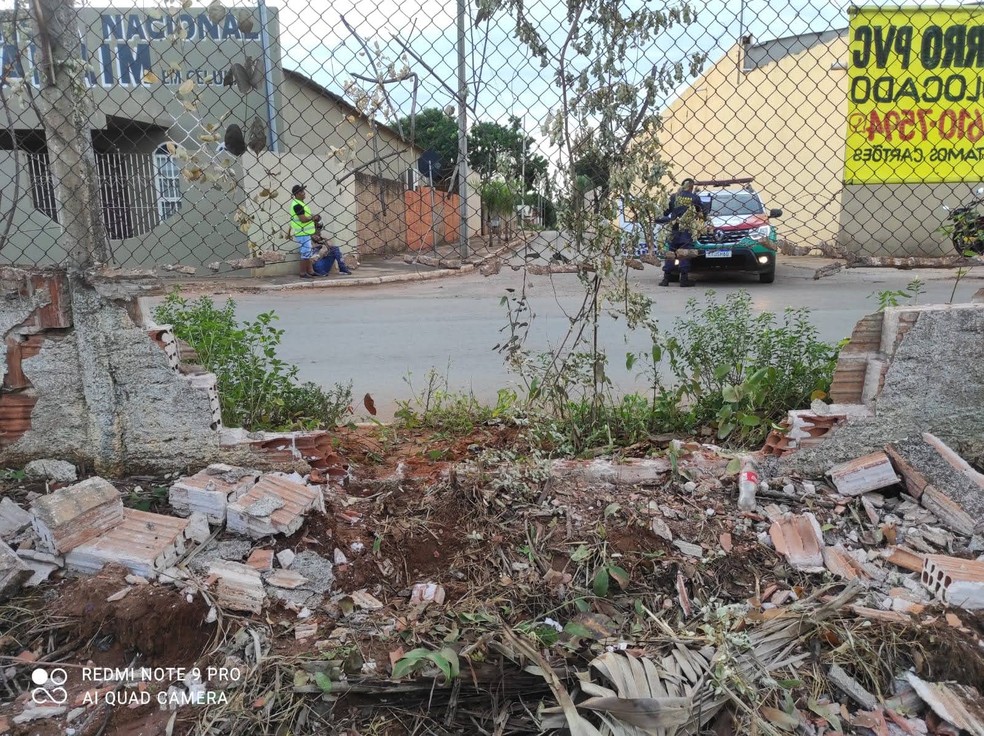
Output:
[{"xmin": 154, "ymin": 146, "xmax": 182, "ymax": 221}]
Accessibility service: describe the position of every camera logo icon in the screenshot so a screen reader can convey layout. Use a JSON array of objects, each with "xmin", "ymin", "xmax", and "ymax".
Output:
[{"xmin": 30, "ymin": 668, "xmax": 68, "ymax": 705}]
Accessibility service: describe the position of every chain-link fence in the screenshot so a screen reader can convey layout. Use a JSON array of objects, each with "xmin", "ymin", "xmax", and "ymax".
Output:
[{"xmin": 2, "ymin": 0, "xmax": 984, "ymax": 275}]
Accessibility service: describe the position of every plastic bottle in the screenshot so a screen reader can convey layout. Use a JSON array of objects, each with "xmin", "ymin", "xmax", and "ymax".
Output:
[{"xmin": 737, "ymin": 458, "xmax": 759, "ymax": 511}]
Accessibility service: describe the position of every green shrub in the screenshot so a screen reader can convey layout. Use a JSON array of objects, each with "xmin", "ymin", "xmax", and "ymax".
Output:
[
  {"xmin": 153, "ymin": 291, "xmax": 352, "ymax": 431},
  {"xmin": 659, "ymin": 291, "xmax": 840, "ymax": 443}
]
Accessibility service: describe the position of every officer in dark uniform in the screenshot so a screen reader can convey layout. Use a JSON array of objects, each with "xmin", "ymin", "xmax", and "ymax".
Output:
[{"xmin": 659, "ymin": 177, "xmax": 705, "ymax": 288}]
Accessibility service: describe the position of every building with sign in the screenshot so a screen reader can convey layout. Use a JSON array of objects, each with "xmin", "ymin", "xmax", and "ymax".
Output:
[
  {"xmin": 657, "ymin": 26, "xmax": 971, "ymax": 257},
  {"xmin": 0, "ymin": 6, "xmax": 434, "ymax": 269}
]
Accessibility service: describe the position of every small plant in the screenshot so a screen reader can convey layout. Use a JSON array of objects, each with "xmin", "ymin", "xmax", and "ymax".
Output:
[
  {"xmin": 391, "ymin": 647, "xmax": 460, "ymax": 681},
  {"xmin": 950, "ymin": 248, "xmax": 978, "ymax": 304},
  {"xmin": 153, "ymin": 291, "xmax": 352, "ymax": 431},
  {"xmin": 0, "ymin": 468, "xmax": 26, "ymax": 482},
  {"xmin": 394, "ymin": 368, "xmax": 518, "ymax": 435},
  {"xmin": 868, "ymin": 277, "xmax": 925, "ymax": 311}
]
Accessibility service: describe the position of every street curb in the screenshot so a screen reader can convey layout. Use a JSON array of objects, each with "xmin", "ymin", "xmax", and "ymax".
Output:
[{"xmin": 260, "ymin": 240, "xmax": 519, "ymax": 291}]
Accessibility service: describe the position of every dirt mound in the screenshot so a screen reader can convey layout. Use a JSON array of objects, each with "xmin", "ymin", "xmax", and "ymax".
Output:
[{"xmin": 50, "ymin": 565, "xmax": 214, "ymax": 665}]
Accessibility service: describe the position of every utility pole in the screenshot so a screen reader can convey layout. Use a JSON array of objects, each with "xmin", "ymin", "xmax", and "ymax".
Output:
[
  {"xmin": 32, "ymin": 0, "xmax": 109, "ymax": 268},
  {"xmin": 456, "ymin": 0, "xmax": 469, "ymax": 259}
]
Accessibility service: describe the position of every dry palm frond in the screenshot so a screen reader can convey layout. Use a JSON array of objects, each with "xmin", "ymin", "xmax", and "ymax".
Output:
[{"xmin": 526, "ymin": 583, "xmax": 860, "ymax": 735}]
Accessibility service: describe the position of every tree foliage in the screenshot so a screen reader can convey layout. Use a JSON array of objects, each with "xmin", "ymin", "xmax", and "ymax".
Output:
[
  {"xmin": 398, "ymin": 107, "xmax": 458, "ymax": 187},
  {"xmin": 468, "ymin": 115, "xmax": 547, "ymax": 190}
]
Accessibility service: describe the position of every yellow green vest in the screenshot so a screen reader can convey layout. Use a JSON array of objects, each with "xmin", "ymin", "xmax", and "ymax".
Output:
[{"xmin": 289, "ymin": 198, "xmax": 315, "ymax": 236}]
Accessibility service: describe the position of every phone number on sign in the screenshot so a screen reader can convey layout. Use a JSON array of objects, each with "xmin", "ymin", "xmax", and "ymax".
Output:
[{"xmin": 850, "ymin": 108, "xmax": 984, "ymax": 143}]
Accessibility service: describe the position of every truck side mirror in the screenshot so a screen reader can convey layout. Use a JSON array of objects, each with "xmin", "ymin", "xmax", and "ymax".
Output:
[{"xmin": 769, "ymin": 208, "xmax": 783, "ymax": 219}]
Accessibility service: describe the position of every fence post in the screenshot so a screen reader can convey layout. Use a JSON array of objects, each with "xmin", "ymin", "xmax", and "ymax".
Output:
[{"xmin": 31, "ymin": 0, "xmax": 110, "ymax": 269}]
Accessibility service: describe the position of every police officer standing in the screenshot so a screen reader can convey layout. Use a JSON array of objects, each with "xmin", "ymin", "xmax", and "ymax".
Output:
[{"xmin": 659, "ymin": 177, "xmax": 704, "ymax": 288}]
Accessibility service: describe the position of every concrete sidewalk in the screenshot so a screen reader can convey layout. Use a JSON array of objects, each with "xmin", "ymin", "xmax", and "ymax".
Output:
[{"xmin": 265, "ymin": 240, "xmax": 509, "ymax": 291}]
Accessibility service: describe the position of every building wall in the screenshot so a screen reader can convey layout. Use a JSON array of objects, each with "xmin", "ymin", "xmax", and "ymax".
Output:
[
  {"xmin": 277, "ymin": 76, "xmax": 419, "ymax": 181},
  {"xmin": 658, "ymin": 37, "xmax": 849, "ymax": 250},
  {"xmin": 0, "ymin": 6, "xmax": 275, "ymax": 269}
]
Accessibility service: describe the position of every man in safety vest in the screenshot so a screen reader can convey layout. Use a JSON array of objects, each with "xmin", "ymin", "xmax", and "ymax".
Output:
[{"xmin": 289, "ymin": 184, "xmax": 323, "ymax": 279}]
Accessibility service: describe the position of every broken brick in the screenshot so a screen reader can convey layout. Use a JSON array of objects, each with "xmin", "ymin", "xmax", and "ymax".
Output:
[
  {"xmin": 169, "ymin": 464, "xmax": 260, "ymax": 524},
  {"xmin": 769, "ymin": 513, "xmax": 825, "ymax": 572},
  {"xmin": 226, "ymin": 475, "xmax": 323, "ymax": 539},
  {"xmin": 827, "ymin": 451, "xmax": 899, "ymax": 497},
  {"xmin": 64, "ymin": 508, "xmax": 194, "ymax": 579},
  {"xmin": 247, "ymin": 549, "xmax": 274, "ymax": 572},
  {"xmin": 30, "ymin": 477, "xmax": 124, "ymax": 554},
  {"xmin": 921, "ymin": 554, "xmax": 984, "ymax": 611},
  {"xmin": 0, "ymin": 539, "xmax": 31, "ymax": 598},
  {"xmin": 209, "ymin": 561, "xmax": 265, "ymax": 614}
]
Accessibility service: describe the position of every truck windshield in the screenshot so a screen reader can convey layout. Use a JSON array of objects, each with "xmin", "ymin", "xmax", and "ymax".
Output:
[{"xmin": 709, "ymin": 191, "xmax": 764, "ymax": 217}]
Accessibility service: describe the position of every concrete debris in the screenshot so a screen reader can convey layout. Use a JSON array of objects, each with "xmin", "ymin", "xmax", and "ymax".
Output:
[
  {"xmin": 889, "ymin": 436, "xmax": 984, "ymax": 537},
  {"xmin": 0, "ymin": 497, "xmax": 32, "ymax": 541},
  {"xmin": 823, "ymin": 544, "xmax": 872, "ymax": 583},
  {"xmin": 169, "ymin": 463, "xmax": 260, "ymax": 524},
  {"xmin": 921, "ymin": 555, "xmax": 984, "ymax": 610},
  {"xmin": 410, "ymin": 583, "xmax": 445, "ymax": 606},
  {"xmin": 23, "ymin": 458, "xmax": 77, "ymax": 484},
  {"xmin": 672, "ymin": 540, "xmax": 704, "ymax": 559},
  {"xmin": 64, "ymin": 508, "xmax": 194, "ymax": 579},
  {"xmin": 209, "ymin": 561, "xmax": 265, "ymax": 614},
  {"xmin": 769, "ymin": 513, "xmax": 825, "ymax": 572},
  {"xmin": 828, "ymin": 663, "xmax": 878, "ymax": 710},
  {"xmin": 785, "ymin": 304, "xmax": 984, "ymax": 477},
  {"xmin": 828, "ymin": 451, "xmax": 899, "ymax": 496},
  {"xmin": 226, "ymin": 475, "xmax": 323, "ymax": 538},
  {"xmin": 350, "ymin": 590, "xmax": 384, "ymax": 610},
  {"xmin": 265, "ymin": 570, "xmax": 309, "ymax": 589},
  {"xmin": 12, "ymin": 705, "xmax": 67, "ymax": 724},
  {"xmin": 294, "ymin": 622, "xmax": 318, "ymax": 640},
  {"xmin": 186, "ymin": 511, "xmax": 211, "ymax": 544},
  {"xmin": 30, "ymin": 476, "xmax": 124, "ymax": 554},
  {"xmin": 906, "ymin": 673, "xmax": 984, "ymax": 736},
  {"xmin": 286, "ymin": 551, "xmax": 334, "ymax": 594},
  {"xmin": 276, "ymin": 549, "xmax": 296, "ymax": 569},
  {"xmin": 0, "ymin": 539, "xmax": 31, "ymax": 598},
  {"xmin": 650, "ymin": 518, "xmax": 673, "ymax": 542},
  {"xmin": 550, "ymin": 457, "xmax": 671, "ymax": 486}
]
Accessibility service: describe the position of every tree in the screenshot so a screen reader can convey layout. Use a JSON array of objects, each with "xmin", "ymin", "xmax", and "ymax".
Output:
[
  {"xmin": 468, "ymin": 116, "xmax": 547, "ymax": 191},
  {"xmin": 398, "ymin": 107, "xmax": 458, "ymax": 188}
]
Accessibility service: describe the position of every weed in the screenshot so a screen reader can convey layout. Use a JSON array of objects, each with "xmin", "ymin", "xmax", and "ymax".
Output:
[
  {"xmin": 0, "ymin": 468, "xmax": 26, "ymax": 482},
  {"xmin": 868, "ymin": 277, "xmax": 925, "ymax": 311},
  {"xmin": 395, "ymin": 368, "xmax": 519, "ymax": 435},
  {"xmin": 153, "ymin": 290, "xmax": 352, "ymax": 431}
]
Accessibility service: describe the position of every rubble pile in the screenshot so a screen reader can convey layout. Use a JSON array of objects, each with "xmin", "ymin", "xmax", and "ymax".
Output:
[{"xmin": 0, "ymin": 304, "xmax": 982, "ymax": 735}]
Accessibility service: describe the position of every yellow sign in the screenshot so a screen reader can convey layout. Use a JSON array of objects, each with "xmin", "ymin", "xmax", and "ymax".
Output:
[{"xmin": 846, "ymin": 7, "xmax": 984, "ymax": 184}]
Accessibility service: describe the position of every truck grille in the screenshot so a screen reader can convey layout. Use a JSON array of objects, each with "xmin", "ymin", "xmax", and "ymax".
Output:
[{"xmin": 699, "ymin": 229, "xmax": 752, "ymax": 245}]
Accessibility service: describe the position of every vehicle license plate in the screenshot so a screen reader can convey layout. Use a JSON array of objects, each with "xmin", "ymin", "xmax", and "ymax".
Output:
[{"xmin": 705, "ymin": 249, "xmax": 732, "ymax": 259}]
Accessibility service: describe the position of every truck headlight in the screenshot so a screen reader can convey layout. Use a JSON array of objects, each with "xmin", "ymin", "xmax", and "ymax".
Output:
[{"xmin": 753, "ymin": 225, "xmax": 771, "ymax": 240}]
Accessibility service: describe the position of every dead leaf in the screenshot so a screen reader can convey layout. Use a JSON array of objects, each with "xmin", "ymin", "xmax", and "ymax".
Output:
[
  {"xmin": 206, "ymin": 0, "xmax": 226, "ymax": 24},
  {"xmin": 143, "ymin": 71, "xmax": 160, "ymax": 84},
  {"xmin": 364, "ymin": 393, "xmax": 377, "ymax": 416},
  {"xmin": 224, "ymin": 124, "xmax": 246, "ymax": 156},
  {"xmin": 579, "ymin": 695, "xmax": 691, "ymax": 730},
  {"xmin": 719, "ymin": 532, "xmax": 733, "ymax": 553},
  {"xmin": 388, "ymin": 648, "xmax": 405, "ymax": 668},
  {"xmin": 761, "ymin": 706, "xmax": 800, "ymax": 732},
  {"xmin": 237, "ymin": 9, "xmax": 254, "ymax": 34}
]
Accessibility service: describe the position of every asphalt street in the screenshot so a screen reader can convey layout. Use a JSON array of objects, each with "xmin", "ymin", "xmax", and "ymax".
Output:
[{"xmin": 147, "ymin": 237, "xmax": 984, "ymax": 421}]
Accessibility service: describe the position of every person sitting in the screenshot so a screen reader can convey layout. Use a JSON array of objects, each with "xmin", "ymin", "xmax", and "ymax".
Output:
[{"xmin": 311, "ymin": 232, "xmax": 353, "ymax": 276}]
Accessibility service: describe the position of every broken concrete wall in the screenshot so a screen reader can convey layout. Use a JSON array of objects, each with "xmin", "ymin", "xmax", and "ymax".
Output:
[
  {"xmin": 787, "ymin": 303, "xmax": 984, "ymax": 476},
  {"xmin": 1, "ymin": 267, "xmax": 223, "ymax": 473}
]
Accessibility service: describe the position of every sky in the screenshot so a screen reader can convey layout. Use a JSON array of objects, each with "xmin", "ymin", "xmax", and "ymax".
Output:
[{"xmin": 268, "ymin": 0, "xmax": 851, "ymax": 165}]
